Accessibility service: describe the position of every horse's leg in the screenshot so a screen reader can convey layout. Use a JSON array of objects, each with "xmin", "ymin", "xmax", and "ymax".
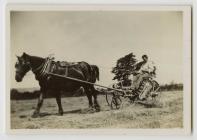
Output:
[
  {"xmin": 32, "ymin": 92, "xmax": 44, "ymax": 118},
  {"xmin": 56, "ymin": 93, "xmax": 63, "ymax": 116},
  {"xmin": 93, "ymin": 94, "xmax": 100, "ymax": 111},
  {"xmin": 85, "ymin": 87, "xmax": 93, "ymax": 109},
  {"xmin": 91, "ymin": 87, "xmax": 100, "ymax": 112},
  {"xmin": 87, "ymin": 94, "xmax": 93, "ymax": 109}
]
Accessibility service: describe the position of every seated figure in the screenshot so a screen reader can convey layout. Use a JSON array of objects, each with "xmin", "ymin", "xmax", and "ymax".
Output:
[{"xmin": 130, "ymin": 54, "xmax": 156, "ymax": 91}]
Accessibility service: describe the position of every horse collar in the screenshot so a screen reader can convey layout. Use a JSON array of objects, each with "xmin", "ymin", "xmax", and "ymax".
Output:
[{"xmin": 32, "ymin": 60, "xmax": 46, "ymax": 73}]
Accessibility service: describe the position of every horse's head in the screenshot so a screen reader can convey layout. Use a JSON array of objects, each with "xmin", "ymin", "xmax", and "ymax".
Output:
[{"xmin": 15, "ymin": 52, "xmax": 31, "ymax": 82}]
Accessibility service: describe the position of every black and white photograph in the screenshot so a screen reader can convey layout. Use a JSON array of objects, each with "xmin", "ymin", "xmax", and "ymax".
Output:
[{"xmin": 6, "ymin": 5, "xmax": 191, "ymax": 134}]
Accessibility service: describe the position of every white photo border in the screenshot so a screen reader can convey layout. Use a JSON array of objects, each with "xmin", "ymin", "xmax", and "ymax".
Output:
[{"xmin": 5, "ymin": 4, "xmax": 192, "ymax": 135}]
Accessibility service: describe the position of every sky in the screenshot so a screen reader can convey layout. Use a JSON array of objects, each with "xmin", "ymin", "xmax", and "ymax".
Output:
[{"xmin": 10, "ymin": 11, "xmax": 183, "ymax": 88}]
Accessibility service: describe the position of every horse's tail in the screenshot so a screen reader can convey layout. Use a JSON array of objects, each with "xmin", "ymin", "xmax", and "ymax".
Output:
[
  {"xmin": 94, "ymin": 65, "xmax": 100, "ymax": 81},
  {"xmin": 91, "ymin": 65, "xmax": 99, "ymax": 81},
  {"xmin": 78, "ymin": 62, "xmax": 99, "ymax": 82}
]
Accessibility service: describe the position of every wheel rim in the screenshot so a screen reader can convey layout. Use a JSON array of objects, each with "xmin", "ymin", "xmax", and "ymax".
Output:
[{"xmin": 111, "ymin": 96, "xmax": 122, "ymax": 109}]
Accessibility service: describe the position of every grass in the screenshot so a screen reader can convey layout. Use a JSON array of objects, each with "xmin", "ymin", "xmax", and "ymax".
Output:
[{"xmin": 10, "ymin": 91, "xmax": 183, "ymax": 129}]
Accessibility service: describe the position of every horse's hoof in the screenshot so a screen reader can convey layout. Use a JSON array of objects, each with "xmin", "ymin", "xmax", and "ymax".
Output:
[
  {"xmin": 87, "ymin": 107, "xmax": 95, "ymax": 113},
  {"xmin": 95, "ymin": 106, "xmax": 101, "ymax": 112},
  {"xmin": 95, "ymin": 109, "xmax": 100, "ymax": 112},
  {"xmin": 96, "ymin": 108, "xmax": 100, "ymax": 112},
  {"xmin": 88, "ymin": 106, "xmax": 94, "ymax": 110},
  {"xmin": 31, "ymin": 113, "xmax": 39, "ymax": 118},
  {"xmin": 58, "ymin": 112, "xmax": 63, "ymax": 116}
]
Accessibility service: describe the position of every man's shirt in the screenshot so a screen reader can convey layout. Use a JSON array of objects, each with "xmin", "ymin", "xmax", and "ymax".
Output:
[{"xmin": 139, "ymin": 61, "xmax": 155, "ymax": 74}]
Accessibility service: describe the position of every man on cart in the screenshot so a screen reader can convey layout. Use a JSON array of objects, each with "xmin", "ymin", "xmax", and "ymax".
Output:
[{"xmin": 130, "ymin": 54, "xmax": 156, "ymax": 99}]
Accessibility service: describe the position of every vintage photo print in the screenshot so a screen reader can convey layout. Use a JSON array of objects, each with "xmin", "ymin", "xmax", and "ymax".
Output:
[{"xmin": 6, "ymin": 5, "xmax": 191, "ymax": 134}]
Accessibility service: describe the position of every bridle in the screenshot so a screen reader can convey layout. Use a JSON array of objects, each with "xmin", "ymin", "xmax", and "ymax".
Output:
[{"xmin": 16, "ymin": 54, "xmax": 55, "ymax": 79}]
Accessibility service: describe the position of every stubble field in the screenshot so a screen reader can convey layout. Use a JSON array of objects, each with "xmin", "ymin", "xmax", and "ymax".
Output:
[{"xmin": 11, "ymin": 91, "xmax": 183, "ymax": 129}]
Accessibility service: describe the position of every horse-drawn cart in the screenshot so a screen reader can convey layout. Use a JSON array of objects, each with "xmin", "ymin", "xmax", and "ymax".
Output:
[
  {"xmin": 15, "ymin": 53, "xmax": 161, "ymax": 117},
  {"xmin": 48, "ymin": 71, "xmax": 160, "ymax": 110},
  {"xmin": 38, "ymin": 54, "xmax": 161, "ymax": 110},
  {"xmin": 105, "ymin": 78, "xmax": 160, "ymax": 109}
]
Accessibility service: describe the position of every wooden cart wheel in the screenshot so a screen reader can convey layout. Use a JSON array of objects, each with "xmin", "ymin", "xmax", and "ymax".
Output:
[
  {"xmin": 105, "ymin": 91, "xmax": 111, "ymax": 106},
  {"xmin": 111, "ymin": 96, "xmax": 122, "ymax": 109}
]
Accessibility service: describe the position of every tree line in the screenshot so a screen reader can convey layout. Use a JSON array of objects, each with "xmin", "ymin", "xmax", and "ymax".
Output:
[
  {"xmin": 159, "ymin": 83, "xmax": 183, "ymax": 91},
  {"xmin": 10, "ymin": 88, "xmax": 85, "ymax": 100},
  {"xmin": 10, "ymin": 83, "xmax": 183, "ymax": 100}
]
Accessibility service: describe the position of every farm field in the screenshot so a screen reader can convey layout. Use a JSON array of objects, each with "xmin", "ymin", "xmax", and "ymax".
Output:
[{"xmin": 11, "ymin": 91, "xmax": 183, "ymax": 129}]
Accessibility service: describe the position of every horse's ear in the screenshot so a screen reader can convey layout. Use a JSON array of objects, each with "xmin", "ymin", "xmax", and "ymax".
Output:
[
  {"xmin": 22, "ymin": 52, "xmax": 29, "ymax": 60},
  {"xmin": 23, "ymin": 52, "xmax": 27, "ymax": 56},
  {"xmin": 16, "ymin": 55, "xmax": 21, "ymax": 61}
]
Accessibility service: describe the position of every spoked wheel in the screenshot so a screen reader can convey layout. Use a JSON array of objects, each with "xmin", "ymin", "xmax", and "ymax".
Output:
[
  {"xmin": 136, "ymin": 90, "xmax": 161, "ymax": 107},
  {"xmin": 134, "ymin": 79, "xmax": 158, "ymax": 106},
  {"xmin": 111, "ymin": 95, "xmax": 122, "ymax": 109},
  {"xmin": 106, "ymin": 90, "xmax": 123, "ymax": 109},
  {"xmin": 105, "ymin": 91, "xmax": 112, "ymax": 106},
  {"xmin": 148, "ymin": 80, "xmax": 161, "ymax": 103}
]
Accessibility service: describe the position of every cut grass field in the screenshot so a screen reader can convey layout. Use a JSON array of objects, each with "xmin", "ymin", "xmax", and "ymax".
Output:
[{"xmin": 11, "ymin": 91, "xmax": 183, "ymax": 129}]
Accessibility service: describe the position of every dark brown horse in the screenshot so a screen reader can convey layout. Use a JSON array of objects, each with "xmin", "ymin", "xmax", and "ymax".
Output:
[{"xmin": 15, "ymin": 53, "xmax": 100, "ymax": 117}]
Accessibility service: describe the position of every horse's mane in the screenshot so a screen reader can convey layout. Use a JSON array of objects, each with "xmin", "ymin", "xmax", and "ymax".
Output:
[
  {"xmin": 27, "ymin": 54, "xmax": 45, "ymax": 68},
  {"xmin": 29, "ymin": 55, "xmax": 45, "ymax": 61}
]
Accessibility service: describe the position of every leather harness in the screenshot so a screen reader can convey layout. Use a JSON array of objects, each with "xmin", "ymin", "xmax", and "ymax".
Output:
[{"xmin": 32, "ymin": 56, "xmax": 78, "ymax": 79}]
